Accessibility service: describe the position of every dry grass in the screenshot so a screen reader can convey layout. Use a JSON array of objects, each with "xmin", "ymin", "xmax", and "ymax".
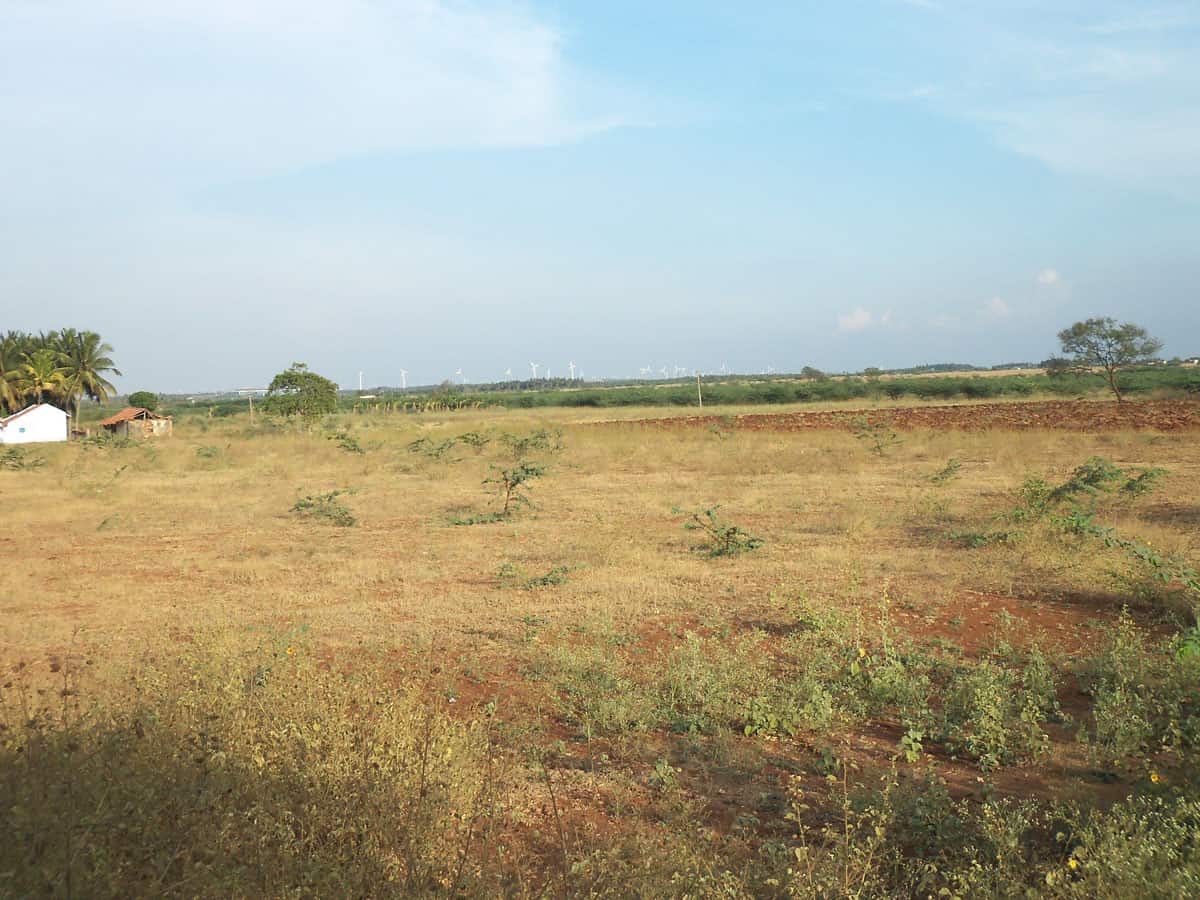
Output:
[{"xmin": 2, "ymin": 406, "xmax": 1198, "ymax": 895}]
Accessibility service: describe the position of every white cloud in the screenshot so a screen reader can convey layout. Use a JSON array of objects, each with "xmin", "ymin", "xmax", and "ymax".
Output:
[
  {"xmin": 837, "ymin": 307, "xmax": 893, "ymax": 332},
  {"xmin": 984, "ymin": 297, "xmax": 1011, "ymax": 317},
  {"xmin": 0, "ymin": 1, "xmax": 626, "ymax": 192},
  {"xmin": 885, "ymin": 2, "xmax": 1200, "ymax": 196},
  {"xmin": 1036, "ymin": 269, "xmax": 1061, "ymax": 286}
]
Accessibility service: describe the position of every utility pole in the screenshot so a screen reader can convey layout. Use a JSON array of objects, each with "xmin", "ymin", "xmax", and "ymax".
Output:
[{"xmin": 697, "ymin": 373, "xmax": 703, "ymax": 409}]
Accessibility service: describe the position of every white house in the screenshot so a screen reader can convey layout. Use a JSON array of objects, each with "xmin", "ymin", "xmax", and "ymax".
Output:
[{"xmin": 0, "ymin": 404, "xmax": 69, "ymax": 444}]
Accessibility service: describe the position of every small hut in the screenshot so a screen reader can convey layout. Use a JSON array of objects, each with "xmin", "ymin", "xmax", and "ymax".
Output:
[{"xmin": 97, "ymin": 407, "xmax": 173, "ymax": 438}]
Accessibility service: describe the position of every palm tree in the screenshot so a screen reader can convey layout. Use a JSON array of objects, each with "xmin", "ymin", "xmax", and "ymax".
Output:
[
  {"xmin": 55, "ymin": 329, "xmax": 121, "ymax": 422},
  {"xmin": 19, "ymin": 347, "xmax": 68, "ymax": 406},
  {"xmin": 0, "ymin": 331, "xmax": 29, "ymax": 414}
]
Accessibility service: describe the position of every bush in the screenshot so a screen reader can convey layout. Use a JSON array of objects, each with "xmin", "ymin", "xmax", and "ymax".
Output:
[
  {"xmin": 0, "ymin": 641, "xmax": 502, "ymax": 896},
  {"xmin": 0, "ymin": 447, "xmax": 46, "ymax": 470},
  {"xmin": 674, "ymin": 505, "xmax": 764, "ymax": 558},
  {"xmin": 291, "ymin": 489, "xmax": 356, "ymax": 526}
]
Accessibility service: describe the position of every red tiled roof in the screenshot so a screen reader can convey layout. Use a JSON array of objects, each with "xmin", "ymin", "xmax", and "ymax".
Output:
[{"xmin": 97, "ymin": 407, "xmax": 170, "ymax": 426}]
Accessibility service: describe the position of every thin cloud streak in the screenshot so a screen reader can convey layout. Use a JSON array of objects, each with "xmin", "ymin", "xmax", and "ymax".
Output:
[{"xmin": 0, "ymin": 0, "xmax": 628, "ymax": 194}]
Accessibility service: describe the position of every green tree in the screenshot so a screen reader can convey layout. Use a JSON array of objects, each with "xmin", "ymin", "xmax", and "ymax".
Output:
[
  {"xmin": 1058, "ymin": 318, "xmax": 1164, "ymax": 402},
  {"xmin": 128, "ymin": 391, "xmax": 159, "ymax": 411},
  {"xmin": 55, "ymin": 329, "xmax": 121, "ymax": 422},
  {"xmin": 0, "ymin": 332, "xmax": 29, "ymax": 413},
  {"xmin": 18, "ymin": 347, "xmax": 68, "ymax": 406},
  {"xmin": 265, "ymin": 363, "xmax": 338, "ymax": 420}
]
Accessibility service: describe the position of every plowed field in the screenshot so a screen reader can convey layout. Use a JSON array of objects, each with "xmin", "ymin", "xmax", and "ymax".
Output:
[{"xmin": 623, "ymin": 398, "xmax": 1200, "ymax": 433}]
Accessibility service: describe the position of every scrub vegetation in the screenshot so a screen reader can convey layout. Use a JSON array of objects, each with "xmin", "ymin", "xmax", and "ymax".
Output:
[{"xmin": 2, "ymin": 398, "xmax": 1199, "ymax": 896}]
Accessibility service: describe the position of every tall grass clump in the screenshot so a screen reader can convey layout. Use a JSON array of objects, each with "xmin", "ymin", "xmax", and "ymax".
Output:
[{"xmin": 0, "ymin": 639, "xmax": 507, "ymax": 896}]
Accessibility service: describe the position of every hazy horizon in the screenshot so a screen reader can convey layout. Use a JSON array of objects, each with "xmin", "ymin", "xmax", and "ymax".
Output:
[{"xmin": 3, "ymin": 1, "xmax": 1198, "ymax": 394}]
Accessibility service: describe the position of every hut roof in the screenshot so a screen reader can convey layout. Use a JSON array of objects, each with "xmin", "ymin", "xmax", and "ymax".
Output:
[{"xmin": 97, "ymin": 407, "xmax": 171, "ymax": 427}]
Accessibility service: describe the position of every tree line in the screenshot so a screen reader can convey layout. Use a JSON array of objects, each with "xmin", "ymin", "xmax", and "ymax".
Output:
[{"xmin": 0, "ymin": 330, "xmax": 121, "ymax": 421}]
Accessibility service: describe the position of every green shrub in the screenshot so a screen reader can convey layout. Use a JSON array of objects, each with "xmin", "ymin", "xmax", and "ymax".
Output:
[
  {"xmin": 941, "ymin": 659, "xmax": 1056, "ymax": 771},
  {"xmin": 328, "ymin": 430, "xmax": 365, "ymax": 454},
  {"xmin": 0, "ymin": 446, "xmax": 46, "ymax": 470},
  {"xmin": 499, "ymin": 427, "xmax": 563, "ymax": 459},
  {"xmin": 291, "ymin": 489, "xmax": 356, "ymax": 526},
  {"xmin": 928, "ymin": 457, "xmax": 962, "ymax": 485},
  {"xmin": 407, "ymin": 435, "xmax": 457, "ymax": 460},
  {"xmin": 456, "ymin": 430, "xmax": 492, "ymax": 452},
  {"xmin": 497, "ymin": 562, "xmax": 571, "ymax": 590},
  {"xmin": 1079, "ymin": 614, "xmax": 1200, "ymax": 765},
  {"xmin": 674, "ymin": 505, "xmax": 764, "ymax": 557},
  {"xmin": 542, "ymin": 644, "xmax": 654, "ymax": 741},
  {"xmin": 851, "ymin": 415, "xmax": 902, "ymax": 456}
]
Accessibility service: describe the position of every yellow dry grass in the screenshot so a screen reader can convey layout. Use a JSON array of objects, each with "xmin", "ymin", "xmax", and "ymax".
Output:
[
  {"xmin": 3, "ymin": 404, "xmax": 1200, "ymax": 895},
  {"xmin": 3, "ymin": 407, "xmax": 1195, "ymax": 672}
]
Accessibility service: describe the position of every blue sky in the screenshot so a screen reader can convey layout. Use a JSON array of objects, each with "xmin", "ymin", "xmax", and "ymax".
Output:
[{"xmin": 1, "ymin": 0, "xmax": 1197, "ymax": 391}]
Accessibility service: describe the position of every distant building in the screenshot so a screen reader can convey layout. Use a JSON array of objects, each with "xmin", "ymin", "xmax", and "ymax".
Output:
[
  {"xmin": 97, "ymin": 407, "xmax": 174, "ymax": 438},
  {"xmin": 0, "ymin": 404, "xmax": 70, "ymax": 444}
]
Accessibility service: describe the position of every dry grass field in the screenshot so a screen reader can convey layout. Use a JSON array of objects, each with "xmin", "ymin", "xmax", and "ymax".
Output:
[{"xmin": 3, "ymin": 401, "xmax": 1199, "ymax": 896}]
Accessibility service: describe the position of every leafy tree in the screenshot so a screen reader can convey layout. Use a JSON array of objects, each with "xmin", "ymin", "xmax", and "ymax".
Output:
[
  {"xmin": 128, "ymin": 391, "xmax": 159, "ymax": 410},
  {"xmin": 0, "ymin": 332, "xmax": 26, "ymax": 413},
  {"xmin": 55, "ymin": 329, "xmax": 121, "ymax": 422},
  {"xmin": 19, "ymin": 347, "xmax": 68, "ymax": 405},
  {"xmin": 265, "ymin": 363, "xmax": 338, "ymax": 420},
  {"xmin": 1058, "ymin": 318, "xmax": 1163, "ymax": 402},
  {"xmin": 1040, "ymin": 357, "xmax": 1074, "ymax": 378}
]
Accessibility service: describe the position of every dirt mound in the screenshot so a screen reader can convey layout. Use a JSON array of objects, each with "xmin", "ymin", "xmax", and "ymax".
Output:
[{"xmin": 620, "ymin": 399, "xmax": 1200, "ymax": 433}]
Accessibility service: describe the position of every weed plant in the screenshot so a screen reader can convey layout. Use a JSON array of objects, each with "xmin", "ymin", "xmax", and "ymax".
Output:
[
  {"xmin": 674, "ymin": 505, "xmax": 764, "ymax": 557},
  {"xmin": 328, "ymin": 430, "xmax": 365, "ymax": 454},
  {"xmin": 0, "ymin": 446, "xmax": 46, "ymax": 470},
  {"xmin": 851, "ymin": 415, "xmax": 902, "ymax": 456},
  {"xmin": 928, "ymin": 457, "xmax": 962, "ymax": 484},
  {"xmin": 291, "ymin": 489, "xmax": 357, "ymax": 526}
]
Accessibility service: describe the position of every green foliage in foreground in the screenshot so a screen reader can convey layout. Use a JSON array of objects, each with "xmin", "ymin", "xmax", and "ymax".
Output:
[
  {"xmin": 2, "ymin": 616, "xmax": 1199, "ymax": 897},
  {"xmin": 675, "ymin": 505, "xmax": 765, "ymax": 557},
  {"xmin": 291, "ymin": 489, "xmax": 356, "ymax": 526},
  {"xmin": 0, "ymin": 446, "xmax": 46, "ymax": 470}
]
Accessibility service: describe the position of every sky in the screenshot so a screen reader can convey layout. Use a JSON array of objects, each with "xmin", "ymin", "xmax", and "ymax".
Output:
[{"xmin": 1, "ymin": 0, "xmax": 1198, "ymax": 392}]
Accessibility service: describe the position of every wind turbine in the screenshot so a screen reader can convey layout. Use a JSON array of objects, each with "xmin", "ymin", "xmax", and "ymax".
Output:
[
  {"xmin": 568, "ymin": 361, "xmax": 576, "ymax": 380},
  {"xmin": 399, "ymin": 369, "xmax": 408, "ymax": 389},
  {"xmin": 530, "ymin": 362, "xmax": 539, "ymax": 379}
]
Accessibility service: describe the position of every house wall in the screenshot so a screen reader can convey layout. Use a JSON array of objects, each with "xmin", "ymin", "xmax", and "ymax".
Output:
[
  {"xmin": 0, "ymin": 405, "xmax": 69, "ymax": 444},
  {"xmin": 103, "ymin": 417, "xmax": 173, "ymax": 439}
]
